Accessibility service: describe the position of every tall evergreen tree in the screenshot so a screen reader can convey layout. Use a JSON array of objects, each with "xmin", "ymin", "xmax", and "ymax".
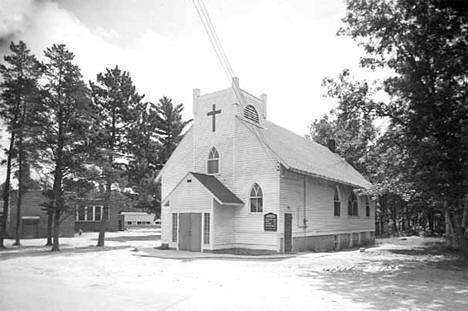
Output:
[
  {"xmin": 89, "ymin": 65, "xmax": 143, "ymax": 247},
  {"xmin": 0, "ymin": 41, "xmax": 43, "ymax": 247},
  {"xmin": 41, "ymin": 44, "xmax": 94, "ymax": 251},
  {"xmin": 127, "ymin": 101, "xmax": 161, "ymax": 213},
  {"xmin": 155, "ymin": 96, "xmax": 192, "ymax": 167}
]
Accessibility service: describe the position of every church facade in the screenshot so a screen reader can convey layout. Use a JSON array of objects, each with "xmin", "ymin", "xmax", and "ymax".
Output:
[{"xmin": 157, "ymin": 80, "xmax": 375, "ymax": 253}]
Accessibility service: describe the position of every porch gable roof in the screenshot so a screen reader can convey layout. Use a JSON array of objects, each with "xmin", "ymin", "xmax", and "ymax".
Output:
[{"xmin": 190, "ymin": 172, "xmax": 244, "ymax": 206}]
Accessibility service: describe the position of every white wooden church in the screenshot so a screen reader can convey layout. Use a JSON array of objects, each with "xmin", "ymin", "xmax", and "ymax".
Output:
[{"xmin": 157, "ymin": 79, "xmax": 375, "ymax": 253}]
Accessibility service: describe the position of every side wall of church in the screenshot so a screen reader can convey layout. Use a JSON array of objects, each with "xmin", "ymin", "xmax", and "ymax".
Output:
[
  {"xmin": 230, "ymin": 120, "xmax": 281, "ymax": 251},
  {"xmin": 280, "ymin": 170, "xmax": 375, "ymax": 252},
  {"xmin": 212, "ymin": 200, "xmax": 235, "ymax": 249}
]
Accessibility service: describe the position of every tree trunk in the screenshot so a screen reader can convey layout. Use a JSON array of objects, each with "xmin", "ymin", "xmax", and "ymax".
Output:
[
  {"xmin": 97, "ymin": 178, "xmax": 112, "ymax": 247},
  {"xmin": 45, "ymin": 211, "xmax": 53, "ymax": 246},
  {"xmin": 392, "ymin": 194, "xmax": 398, "ymax": 235},
  {"xmin": 52, "ymin": 206, "xmax": 61, "ymax": 251},
  {"xmin": 0, "ymin": 131, "xmax": 15, "ymax": 248},
  {"xmin": 13, "ymin": 135, "xmax": 24, "ymax": 246}
]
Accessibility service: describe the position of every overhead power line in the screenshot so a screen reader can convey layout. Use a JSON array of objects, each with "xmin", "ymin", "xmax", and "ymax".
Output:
[{"xmin": 192, "ymin": 0, "xmax": 246, "ymax": 106}]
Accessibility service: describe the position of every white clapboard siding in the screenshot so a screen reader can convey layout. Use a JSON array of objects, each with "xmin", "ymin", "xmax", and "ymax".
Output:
[
  {"xmin": 212, "ymin": 200, "xmax": 235, "ymax": 249},
  {"xmin": 280, "ymin": 170, "xmax": 374, "ymax": 237},
  {"xmin": 160, "ymin": 128, "xmax": 194, "ymax": 200},
  {"xmin": 230, "ymin": 118, "xmax": 280, "ymax": 251}
]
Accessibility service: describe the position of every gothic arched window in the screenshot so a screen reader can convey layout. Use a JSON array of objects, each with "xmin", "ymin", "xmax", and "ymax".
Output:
[
  {"xmin": 244, "ymin": 105, "xmax": 259, "ymax": 123},
  {"xmin": 249, "ymin": 183, "xmax": 263, "ymax": 213},
  {"xmin": 207, "ymin": 147, "xmax": 219, "ymax": 174},
  {"xmin": 334, "ymin": 188, "xmax": 341, "ymax": 216},
  {"xmin": 348, "ymin": 192, "xmax": 358, "ymax": 216}
]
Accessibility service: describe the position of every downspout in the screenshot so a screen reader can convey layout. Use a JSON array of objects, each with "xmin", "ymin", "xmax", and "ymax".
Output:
[{"xmin": 303, "ymin": 175, "xmax": 307, "ymax": 248}]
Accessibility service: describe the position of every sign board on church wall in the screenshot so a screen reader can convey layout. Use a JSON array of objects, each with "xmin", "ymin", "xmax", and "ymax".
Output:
[{"xmin": 264, "ymin": 213, "xmax": 277, "ymax": 231}]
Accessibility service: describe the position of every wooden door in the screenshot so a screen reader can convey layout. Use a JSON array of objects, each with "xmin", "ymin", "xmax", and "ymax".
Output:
[
  {"xmin": 284, "ymin": 213, "xmax": 292, "ymax": 253},
  {"xmin": 179, "ymin": 213, "xmax": 202, "ymax": 252},
  {"xmin": 189, "ymin": 213, "xmax": 202, "ymax": 252}
]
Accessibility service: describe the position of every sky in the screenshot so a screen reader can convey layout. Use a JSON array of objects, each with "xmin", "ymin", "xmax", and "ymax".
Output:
[{"xmin": 0, "ymin": 0, "xmax": 378, "ymax": 180}]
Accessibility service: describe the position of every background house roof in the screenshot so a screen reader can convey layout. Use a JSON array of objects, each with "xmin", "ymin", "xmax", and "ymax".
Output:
[{"xmin": 241, "ymin": 119, "xmax": 372, "ymax": 189}]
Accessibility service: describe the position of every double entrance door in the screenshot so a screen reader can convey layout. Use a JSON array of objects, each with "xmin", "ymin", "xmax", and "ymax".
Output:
[{"xmin": 179, "ymin": 213, "xmax": 202, "ymax": 252}]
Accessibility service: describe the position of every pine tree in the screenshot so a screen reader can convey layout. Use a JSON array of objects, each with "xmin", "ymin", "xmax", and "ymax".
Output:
[
  {"xmin": 41, "ymin": 44, "xmax": 94, "ymax": 251},
  {"xmin": 89, "ymin": 65, "xmax": 143, "ymax": 247},
  {"xmin": 127, "ymin": 101, "xmax": 161, "ymax": 214},
  {"xmin": 0, "ymin": 41, "xmax": 43, "ymax": 247},
  {"xmin": 155, "ymin": 96, "xmax": 192, "ymax": 167}
]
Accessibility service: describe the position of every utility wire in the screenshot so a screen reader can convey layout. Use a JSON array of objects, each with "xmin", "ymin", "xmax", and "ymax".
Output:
[
  {"xmin": 196, "ymin": 0, "xmax": 236, "ymax": 78},
  {"xmin": 192, "ymin": 0, "xmax": 231, "ymax": 82},
  {"xmin": 192, "ymin": 0, "xmax": 246, "ymax": 106}
]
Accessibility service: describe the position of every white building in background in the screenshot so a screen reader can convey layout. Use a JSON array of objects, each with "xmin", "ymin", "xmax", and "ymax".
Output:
[{"xmin": 121, "ymin": 212, "xmax": 158, "ymax": 227}]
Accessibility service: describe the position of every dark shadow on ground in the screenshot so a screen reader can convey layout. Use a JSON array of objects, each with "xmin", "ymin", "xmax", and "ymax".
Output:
[
  {"xmin": 0, "ymin": 245, "xmax": 130, "ymax": 261},
  {"xmin": 92, "ymin": 234, "xmax": 161, "ymax": 242},
  {"xmin": 301, "ymin": 239, "xmax": 468, "ymax": 311},
  {"xmin": 137, "ymin": 252, "xmax": 294, "ymax": 262}
]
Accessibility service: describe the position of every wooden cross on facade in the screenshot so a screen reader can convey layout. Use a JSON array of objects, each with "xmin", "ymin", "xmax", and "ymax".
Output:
[{"xmin": 207, "ymin": 104, "xmax": 222, "ymax": 132}]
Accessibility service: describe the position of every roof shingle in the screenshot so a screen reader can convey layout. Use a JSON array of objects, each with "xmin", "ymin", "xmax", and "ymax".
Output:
[
  {"xmin": 242, "ymin": 119, "xmax": 371, "ymax": 189},
  {"xmin": 190, "ymin": 172, "xmax": 244, "ymax": 205}
]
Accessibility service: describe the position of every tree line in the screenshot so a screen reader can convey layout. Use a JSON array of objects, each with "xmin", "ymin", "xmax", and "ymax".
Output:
[
  {"xmin": 309, "ymin": 0, "xmax": 468, "ymax": 251},
  {"xmin": 0, "ymin": 42, "xmax": 191, "ymax": 251}
]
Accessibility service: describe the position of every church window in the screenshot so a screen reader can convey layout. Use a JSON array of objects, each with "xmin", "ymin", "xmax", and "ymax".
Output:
[
  {"xmin": 207, "ymin": 147, "xmax": 219, "ymax": 174},
  {"xmin": 244, "ymin": 105, "xmax": 259, "ymax": 123},
  {"xmin": 365, "ymin": 197, "xmax": 370, "ymax": 217},
  {"xmin": 203, "ymin": 213, "xmax": 210, "ymax": 244},
  {"xmin": 348, "ymin": 192, "xmax": 358, "ymax": 216},
  {"xmin": 334, "ymin": 188, "xmax": 341, "ymax": 216},
  {"xmin": 172, "ymin": 213, "xmax": 178, "ymax": 242},
  {"xmin": 249, "ymin": 183, "xmax": 263, "ymax": 213}
]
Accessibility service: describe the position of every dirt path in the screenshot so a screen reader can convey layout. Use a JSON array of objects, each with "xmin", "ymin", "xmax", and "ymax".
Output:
[
  {"xmin": 300, "ymin": 237, "xmax": 468, "ymax": 311},
  {"xmin": 1, "ymin": 233, "xmax": 467, "ymax": 311}
]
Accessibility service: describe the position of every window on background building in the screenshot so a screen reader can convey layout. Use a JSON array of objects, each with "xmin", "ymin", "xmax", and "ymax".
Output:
[
  {"xmin": 244, "ymin": 105, "xmax": 259, "ymax": 123},
  {"xmin": 207, "ymin": 147, "xmax": 219, "ymax": 174},
  {"xmin": 102, "ymin": 206, "xmax": 110, "ymax": 221},
  {"xmin": 250, "ymin": 183, "xmax": 263, "ymax": 213},
  {"xmin": 348, "ymin": 192, "xmax": 358, "ymax": 216},
  {"xmin": 334, "ymin": 188, "xmax": 341, "ymax": 216},
  {"xmin": 95, "ymin": 206, "xmax": 102, "ymax": 221},
  {"xmin": 366, "ymin": 197, "xmax": 370, "ymax": 217},
  {"xmin": 204, "ymin": 213, "xmax": 210, "ymax": 244},
  {"xmin": 77, "ymin": 206, "xmax": 85, "ymax": 221},
  {"xmin": 172, "ymin": 213, "xmax": 178, "ymax": 242},
  {"xmin": 86, "ymin": 206, "xmax": 93, "ymax": 221}
]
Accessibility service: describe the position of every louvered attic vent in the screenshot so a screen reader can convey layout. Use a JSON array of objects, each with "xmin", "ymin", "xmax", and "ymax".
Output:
[{"xmin": 244, "ymin": 105, "xmax": 259, "ymax": 123}]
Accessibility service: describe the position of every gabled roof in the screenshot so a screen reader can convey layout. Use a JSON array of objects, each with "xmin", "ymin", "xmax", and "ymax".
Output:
[
  {"xmin": 241, "ymin": 119, "xmax": 371, "ymax": 189},
  {"xmin": 190, "ymin": 172, "xmax": 244, "ymax": 205}
]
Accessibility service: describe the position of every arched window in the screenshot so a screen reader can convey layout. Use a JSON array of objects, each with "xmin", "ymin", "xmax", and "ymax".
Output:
[
  {"xmin": 244, "ymin": 105, "xmax": 259, "ymax": 123},
  {"xmin": 348, "ymin": 192, "xmax": 358, "ymax": 216},
  {"xmin": 365, "ymin": 196, "xmax": 370, "ymax": 217},
  {"xmin": 249, "ymin": 183, "xmax": 263, "ymax": 213},
  {"xmin": 334, "ymin": 188, "xmax": 341, "ymax": 216},
  {"xmin": 207, "ymin": 147, "xmax": 219, "ymax": 174}
]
